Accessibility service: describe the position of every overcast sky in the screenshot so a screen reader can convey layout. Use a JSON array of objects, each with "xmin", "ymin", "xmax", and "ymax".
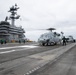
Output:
[{"xmin": 0, "ymin": 0, "xmax": 76, "ymax": 41}]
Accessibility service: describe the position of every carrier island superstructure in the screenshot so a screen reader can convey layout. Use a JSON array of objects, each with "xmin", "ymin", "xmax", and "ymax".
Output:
[{"xmin": 0, "ymin": 4, "xmax": 25, "ymax": 42}]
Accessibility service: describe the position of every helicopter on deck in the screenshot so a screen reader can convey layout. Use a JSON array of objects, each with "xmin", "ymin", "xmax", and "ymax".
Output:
[{"xmin": 38, "ymin": 28, "xmax": 61, "ymax": 46}]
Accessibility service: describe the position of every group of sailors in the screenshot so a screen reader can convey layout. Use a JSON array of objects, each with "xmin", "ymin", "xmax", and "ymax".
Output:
[
  {"xmin": 0, "ymin": 39, "xmax": 7, "ymax": 44},
  {"xmin": 0, "ymin": 37, "xmax": 75, "ymax": 45},
  {"xmin": 19, "ymin": 40, "xmax": 26, "ymax": 44},
  {"xmin": 0, "ymin": 39, "xmax": 26, "ymax": 44}
]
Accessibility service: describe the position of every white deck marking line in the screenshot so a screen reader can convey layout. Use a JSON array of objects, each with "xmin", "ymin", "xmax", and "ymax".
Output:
[
  {"xmin": 0, "ymin": 47, "xmax": 37, "ymax": 54},
  {"xmin": 25, "ymin": 66, "xmax": 41, "ymax": 75},
  {"xmin": 0, "ymin": 46, "xmax": 38, "ymax": 54},
  {"xmin": 0, "ymin": 50, "xmax": 15, "ymax": 54},
  {"xmin": 0, "ymin": 45, "xmax": 38, "ymax": 50},
  {"xmin": 26, "ymin": 72, "xmax": 29, "ymax": 75}
]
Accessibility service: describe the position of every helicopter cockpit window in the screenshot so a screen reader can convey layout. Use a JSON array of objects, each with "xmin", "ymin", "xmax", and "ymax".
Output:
[{"xmin": 40, "ymin": 35, "xmax": 43, "ymax": 38}]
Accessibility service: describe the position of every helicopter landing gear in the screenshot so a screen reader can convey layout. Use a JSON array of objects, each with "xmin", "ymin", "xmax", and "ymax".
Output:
[
  {"xmin": 50, "ymin": 42, "xmax": 55, "ymax": 46},
  {"xmin": 42, "ymin": 43, "xmax": 45, "ymax": 46}
]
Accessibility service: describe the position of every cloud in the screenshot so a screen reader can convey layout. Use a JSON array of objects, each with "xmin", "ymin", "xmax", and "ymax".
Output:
[{"xmin": 0, "ymin": 0, "xmax": 76, "ymax": 40}]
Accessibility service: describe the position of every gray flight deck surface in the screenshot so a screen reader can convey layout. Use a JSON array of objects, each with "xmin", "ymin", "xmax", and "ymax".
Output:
[{"xmin": 0, "ymin": 42, "xmax": 76, "ymax": 75}]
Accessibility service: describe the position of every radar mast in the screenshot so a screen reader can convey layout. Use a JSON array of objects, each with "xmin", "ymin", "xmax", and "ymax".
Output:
[{"xmin": 8, "ymin": 4, "xmax": 20, "ymax": 26}]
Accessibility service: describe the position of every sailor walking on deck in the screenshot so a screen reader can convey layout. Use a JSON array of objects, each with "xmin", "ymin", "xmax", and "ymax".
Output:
[{"xmin": 62, "ymin": 36, "xmax": 66, "ymax": 46}]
